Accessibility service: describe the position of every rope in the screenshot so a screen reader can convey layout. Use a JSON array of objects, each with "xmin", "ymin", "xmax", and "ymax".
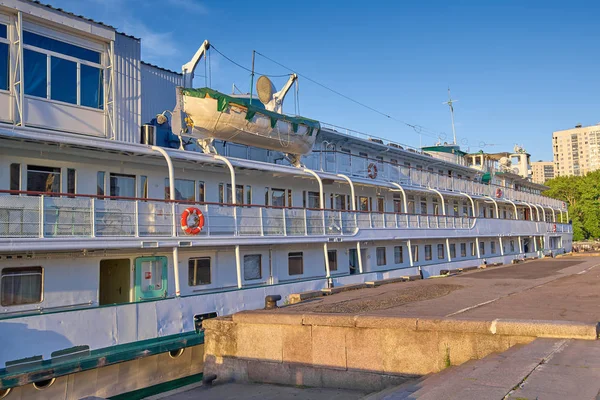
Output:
[{"xmin": 210, "ymin": 45, "xmax": 290, "ymax": 78}]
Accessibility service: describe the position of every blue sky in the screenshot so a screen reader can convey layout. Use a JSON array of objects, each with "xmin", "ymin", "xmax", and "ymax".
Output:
[{"xmin": 50, "ymin": 0, "xmax": 599, "ymax": 160}]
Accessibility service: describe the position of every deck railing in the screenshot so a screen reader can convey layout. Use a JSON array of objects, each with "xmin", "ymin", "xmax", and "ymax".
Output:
[{"xmin": 0, "ymin": 192, "xmax": 485, "ymax": 239}]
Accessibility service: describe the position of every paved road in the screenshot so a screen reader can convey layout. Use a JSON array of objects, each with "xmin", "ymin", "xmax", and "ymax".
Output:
[{"xmin": 281, "ymin": 257, "xmax": 600, "ymax": 323}]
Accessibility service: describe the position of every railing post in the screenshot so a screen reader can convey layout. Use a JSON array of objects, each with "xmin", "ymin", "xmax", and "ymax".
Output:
[
  {"xmin": 304, "ymin": 208, "xmax": 308, "ymax": 235},
  {"xmin": 134, "ymin": 200, "xmax": 139, "ymax": 237},
  {"xmin": 282, "ymin": 208, "xmax": 287, "ymax": 236},
  {"xmin": 259, "ymin": 207, "xmax": 264, "ymax": 236},
  {"xmin": 369, "ymin": 212, "xmax": 373, "ymax": 228},
  {"xmin": 90, "ymin": 197, "xmax": 95, "ymax": 238},
  {"xmin": 39, "ymin": 195, "xmax": 44, "ymax": 238},
  {"xmin": 171, "ymin": 202, "xmax": 176, "ymax": 237},
  {"xmin": 339, "ymin": 211, "xmax": 343, "ymax": 235}
]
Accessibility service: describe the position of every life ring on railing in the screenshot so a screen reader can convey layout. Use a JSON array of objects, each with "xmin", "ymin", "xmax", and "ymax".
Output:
[
  {"xmin": 181, "ymin": 207, "xmax": 204, "ymax": 235},
  {"xmin": 552, "ymin": 224, "xmax": 557, "ymax": 233},
  {"xmin": 368, "ymin": 163, "xmax": 378, "ymax": 179},
  {"xmin": 495, "ymin": 188, "xmax": 503, "ymax": 198}
]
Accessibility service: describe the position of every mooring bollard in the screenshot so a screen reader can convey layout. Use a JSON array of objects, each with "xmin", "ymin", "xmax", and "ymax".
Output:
[{"xmin": 265, "ymin": 294, "xmax": 282, "ymax": 309}]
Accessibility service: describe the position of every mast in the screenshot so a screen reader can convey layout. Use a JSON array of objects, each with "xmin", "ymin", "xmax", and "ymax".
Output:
[{"xmin": 444, "ymin": 88, "xmax": 457, "ymax": 145}]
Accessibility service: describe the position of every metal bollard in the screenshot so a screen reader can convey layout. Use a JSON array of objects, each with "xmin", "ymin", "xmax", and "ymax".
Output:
[{"xmin": 264, "ymin": 294, "xmax": 281, "ymax": 309}]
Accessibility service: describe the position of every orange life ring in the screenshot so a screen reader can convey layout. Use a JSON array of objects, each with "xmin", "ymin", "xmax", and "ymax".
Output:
[
  {"xmin": 181, "ymin": 207, "xmax": 204, "ymax": 235},
  {"xmin": 368, "ymin": 163, "xmax": 378, "ymax": 179},
  {"xmin": 495, "ymin": 188, "xmax": 503, "ymax": 198}
]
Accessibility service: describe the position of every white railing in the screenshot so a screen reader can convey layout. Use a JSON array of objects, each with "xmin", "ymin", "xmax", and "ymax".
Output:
[
  {"xmin": 0, "ymin": 193, "xmax": 487, "ymax": 240},
  {"xmin": 305, "ymin": 151, "xmax": 566, "ymax": 210}
]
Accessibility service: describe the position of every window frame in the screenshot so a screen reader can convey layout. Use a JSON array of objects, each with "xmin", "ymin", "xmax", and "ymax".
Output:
[
  {"xmin": 394, "ymin": 246, "xmax": 403, "ymax": 264},
  {"xmin": 26, "ymin": 164, "xmax": 61, "ymax": 193},
  {"xmin": 376, "ymin": 247, "xmax": 386, "ymax": 266},
  {"xmin": 243, "ymin": 254, "xmax": 262, "ymax": 281},
  {"xmin": 288, "ymin": 252, "xmax": 304, "ymax": 276},
  {"xmin": 327, "ymin": 250, "xmax": 338, "ymax": 271},
  {"xmin": 0, "ymin": 22, "xmax": 9, "ymax": 93},
  {"xmin": 1, "ymin": 266, "xmax": 44, "ymax": 306},
  {"xmin": 188, "ymin": 257, "xmax": 211, "ymax": 286},
  {"xmin": 437, "ymin": 244, "xmax": 445, "ymax": 260},
  {"xmin": 425, "ymin": 245, "xmax": 432, "ymax": 261}
]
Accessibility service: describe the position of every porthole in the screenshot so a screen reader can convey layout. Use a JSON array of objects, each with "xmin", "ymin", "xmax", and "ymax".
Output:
[
  {"xmin": 169, "ymin": 348, "xmax": 184, "ymax": 359},
  {"xmin": 0, "ymin": 388, "xmax": 11, "ymax": 399},
  {"xmin": 33, "ymin": 378, "xmax": 55, "ymax": 390}
]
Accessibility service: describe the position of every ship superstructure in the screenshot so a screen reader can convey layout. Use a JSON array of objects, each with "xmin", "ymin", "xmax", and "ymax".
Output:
[{"xmin": 0, "ymin": 1, "xmax": 570, "ymax": 398}]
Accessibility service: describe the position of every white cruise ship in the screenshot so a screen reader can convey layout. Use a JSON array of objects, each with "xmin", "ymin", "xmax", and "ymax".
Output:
[{"xmin": 0, "ymin": 1, "xmax": 571, "ymax": 398}]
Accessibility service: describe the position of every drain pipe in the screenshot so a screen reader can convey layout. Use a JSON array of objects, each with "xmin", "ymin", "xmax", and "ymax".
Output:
[
  {"xmin": 214, "ymin": 154, "xmax": 242, "ymax": 288},
  {"xmin": 151, "ymin": 146, "xmax": 180, "ymax": 297}
]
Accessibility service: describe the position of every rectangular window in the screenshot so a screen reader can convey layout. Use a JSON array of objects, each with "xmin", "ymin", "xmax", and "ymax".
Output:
[
  {"xmin": 50, "ymin": 56, "xmax": 77, "ymax": 104},
  {"xmin": 23, "ymin": 49, "xmax": 47, "ymax": 98},
  {"xmin": 479, "ymin": 241, "xmax": 485, "ymax": 256},
  {"xmin": 394, "ymin": 246, "xmax": 403, "ymax": 264},
  {"xmin": 166, "ymin": 178, "xmax": 195, "ymax": 201},
  {"xmin": 97, "ymin": 171, "xmax": 105, "ymax": 196},
  {"xmin": 307, "ymin": 191, "xmax": 320, "ymax": 208},
  {"xmin": 450, "ymin": 244, "xmax": 456, "ymax": 258},
  {"xmin": 80, "ymin": 64, "xmax": 104, "ymax": 109},
  {"xmin": 412, "ymin": 245, "xmax": 419, "ymax": 262},
  {"xmin": 1, "ymin": 267, "xmax": 43, "ymax": 306},
  {"xmin": 288, "ymin": 252, "xmax": 304, "ymax": 275},
  {"xmin": 437, "ymin": 244, "xmax": 445, "ymax": 259},
  {"xmin": 0, "ymin": 40, "xmax": 8, "ymax": 91},
  {"xmin": 27, "ymin": 165, "xmax": 60, "ymax": 193},
  {"xmin": 198, "ymin": 181, "xmax": 205, "ymax": 202},
  {"xmin": 470, "ymin": 242, "xmax": 476, "ymax": 256},
  {"xmin": 377, "ymin": 196, "xmax": 385, "ymax": 212},
  {"xmin": 420, "ymin": 199, "xmax": 428, "ymax": 215},
  {"xmin": 425, "ymin": 245, "xmax": 432, "ymax": 261},
  {"xmin": 376, "ymin": 247, "xmax": 386, "ymax": 266},
  {"xmin": 328, "ymin": 250, "xmax": 338, "ymax": 271},
  {"xmin": 272, "ymin": 188, "xmax": 286, "ymax": 207},
  {"xmin": 264, "ymin": 187, "xmax": 269, "ymax": 205},
  {"xmin": 243, "ymin": 255, "xmax": 262, "ymax": 280},
  {"xmin": 461, "ymin": 243, "xmax": 467, "ymax": 257},
  {"xmin": 140, "ymin": 175, "xmax": 148, "ymax": 199},
  {"xmin": 109, "ymin": 173, "xmax": 135, "ymax": 197},
  {"xmin": 24, "ymin": 31, "xmax": 101, "ymax": 63},
  {"xmin": 510, "ymin": 240, "xmax": 515, "ymax": 252},
  {"xmin": 188, "ymin": 257, "xmax": 211, "ymax": 286},
  {"xmin": 246, "ymin": 185, "xmax": 252, "ymax": 205},
  {"xmin": 67, "ymin": 168, "xmax": 76, "ymax": 194},
  {"xmin": 491, "ymin": 241, "xmax": 496, "ymax": 254},
  {"xmin": 10, "ymin": 163, "xmax": 20, "ymax": 192},
  {"xmin": 359, "ymin": 196, "xmax": 369, "ymax": 211},
  {"xmin": 287, "ymin": 189, "xmax": 293, "ymax": 207}
]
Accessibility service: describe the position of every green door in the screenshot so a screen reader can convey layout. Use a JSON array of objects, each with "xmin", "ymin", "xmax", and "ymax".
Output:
[{"xmin": 134, "ymin": 256, "xmax": 168, "ymax": 301}]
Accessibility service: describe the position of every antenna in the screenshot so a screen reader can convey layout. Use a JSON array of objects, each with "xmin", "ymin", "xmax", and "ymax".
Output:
[{"xmin": 443, "ymin": 88, "xmax": 458, "ymax": 145}]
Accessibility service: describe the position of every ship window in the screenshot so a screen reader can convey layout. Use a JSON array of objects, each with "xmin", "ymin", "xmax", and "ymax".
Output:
[
  {"xmin": 271, "ymin": 188, "xmax": 286, "ymax": 207},
  {"xmin": 411, "ymin": 245, "xmax": 419, "ymax": 262},
  {"xmin": 140, "ymin": 176, "xmax": 148, "ymax": 199},
  {"xmin": 510, "ymin": 240, "xmax": 515, "ymax": 252},
  {"xmin": 0, "ymin": 26, "xmax": 7, "ymax": 91},
  {"xmin": 23, "ymin": 31, "xmax": 101, "ymax": 63},
  {"xmin": 110, "ymin": 173, "xmax": 135, "ymax": 198},
  {"xmin": 198, "ymin": 181, "xmax": 205, "ymax": 202},
  {"xmin": 188, "ymin": 257, "xmax": 211, "ymax": 286},
  {"xmin": 479, "ymin": 241, "xmax": 485, "ymax": 255},
  {"xmin": 1, "ymin": 267, "xmax": 43, "ymax": 306},
  {"xmin": 288, "ymin": 252, "xmax": 303, "ymax": 275},
  {"xmin": 80, "ymin": 64, "xmax": 103, "ymax": 109},
  {"xmin": 450, "ymin": 244, "xmax": 456, "ymax": 258},
  {"xmin": 50, "ymin": 56, "xmax": 77, "ymax": 104},
  {"xmin": 246, "ymin": 185, "xmax": 252, "ymax": 205},
  {"xmin": 10, "ymin": 164, "xmax": 20, "ymax": 192},
  {"xmin": 24, "ymin": 49, "xmax": 47, "ymax": 98},
  {"xmin": 67, "ymin": 168, "xmax": 76, "ymax": 194},
  {"xmin": 328, "ymin": 250, "xmax": 338, "ymax": 271},
  {"xmin": 394, "ymin": 246, "xmax": 403, "ymax": 264},
  {"xmin": 166, "ymin": 178, "xmax": 195, "ymax": 201},
  {"xmin": 359, "ymin": 196, "xmax": 369, "ymax": 211},
  {"xmin": 437, "ymin": 244, "xmax": 445, "ymax": 259},
  {"xmin": 27, "ymin": 165, "xmax": 60, "ymax": 193},
  {"xmin": 425, "ymin": 245, "xmax": 432, "ymax": 261},
  {"xmin": 491, "ymin": 242, "xmax": 496, "ymax": 254},
  {"xmin": 264, "ymin": 187, "xmax": 269, "ymax": 205},
  {"xmin": 97, "ymin": 172, "xmax": 105, "ymax": 196},
  {"xmin": 287, "ymin": 189, "xmax": 293, "ymax": 207},
  {"xmin": 376, "ymin": 247, "xmax": 386, "ymax": 266},
  {"xmin": 243, "ymin": 255, "xmax": 262, "ymax": 280},
  {"xmin": 306, "ymin": 191, "xmax": 320, "ymax": 209},
  {"xmin": 420, "ymin": 199, "xmax": 427, "ymax": 215},
  {"xmin": 461, "ymin": 243, "xmax": 466, "ymax": 257},
  {"xmin": 470, "ymin": 242, "xmax": 476, "ymax": 256}
]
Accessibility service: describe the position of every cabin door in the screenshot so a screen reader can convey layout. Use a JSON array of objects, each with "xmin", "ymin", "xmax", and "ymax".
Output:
[
  {"xmin": 134, "ymin": 256, "xmax": 168, "ymax": 301},
  {"xmin": 99, "ymin": 259, "xmax": 131, "ymax": 305}
]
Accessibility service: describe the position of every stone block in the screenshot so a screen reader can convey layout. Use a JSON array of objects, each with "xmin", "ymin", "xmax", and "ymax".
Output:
[
  {"xmin": 346, "ymin": 328, "xmax": 384, "ymax": 372},
  {"xmin": 203, "ymin": 354, "xmax": 249, "ymax": 382},
  {"xmin": 436, "ymin": 332, "xmax": 478, "ymax": 369},
  {"xmin": 381, "ymin": 328, "xmax": 439, "ymax": 375},
  {"xmin": 203, "ymin": 319, "xmax": 238, "ymax": 358},
  {"xmin": 292, "ymin": 365, "xmax": 324, "ymax": 387},
  {"xmin": 311, "ymin": 326, "xmax": 348, "ymax": 369},
  {"xmin": 288, "ymin": 290, "xmax": 323, "ymax": 304},
  {"xmin": 247, "ymin": 359, "xmax": 292, "ymax": 385},
  {"xmin": 303, "ymin": 313, "xmax": 357, "ymax": 327},
  {"xmin": 495, "ymin": 319, "xmax": 598, "ymax": 340},
  {"xmin": 417, "ymin": 318, "xmax": 493, "ymax": 334},
  {"xmin": 232, "ymin": 310, "xmax": 303, "ymax": 325},
  {"xmin": 355, "ymin": 315, "xmax": 418, "ymax": 330},
  {"xmin": 236, "ymin": 323, "xmax": 283, "ymax": 362},
  {"xmin": 282, "ymin": 325, "xmax": 313, "ymax": 364}
]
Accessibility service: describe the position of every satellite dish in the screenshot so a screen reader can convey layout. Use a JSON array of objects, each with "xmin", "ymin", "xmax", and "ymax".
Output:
[
  {"xmin": 256, "ymin": 75, "xmax": 276, "ymax": 105},
  {"xmin": 512, "ymin": 167, "xmax": 520, "ymax": 174}
]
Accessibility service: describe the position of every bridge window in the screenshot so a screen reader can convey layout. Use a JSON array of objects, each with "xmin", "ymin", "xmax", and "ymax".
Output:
[
  {"xmin": 1, "ymin": 267, "xmax": 43, "ymax": 306},
  {"xmin": 23, "ymin": 30, "xmax": 103, "ymax": 109},
  {"xmin": 0, "ymin": 23, "xmax": 7, "ymax": 91},
  {"xmin": 27, "ymin": 165, "xmax": 60, "ymax": 193}
]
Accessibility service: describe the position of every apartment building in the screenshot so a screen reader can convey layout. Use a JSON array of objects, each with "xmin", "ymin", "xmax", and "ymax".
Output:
[
  {"xmin": 553, "ymin": 124, "xmax": 600, "ymax": 176},
  {"xmin": 531, "ymin": 161, "xmax": 555, "ymax": 184}
]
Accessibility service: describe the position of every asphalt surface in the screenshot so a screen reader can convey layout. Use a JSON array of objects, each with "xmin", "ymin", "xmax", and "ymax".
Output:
[{"xmin": 279, "ymin": 257, "xmax": 600, "ymax": 323}]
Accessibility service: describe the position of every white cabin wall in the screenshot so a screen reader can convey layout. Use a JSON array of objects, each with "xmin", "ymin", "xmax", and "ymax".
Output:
[
  {"xmin": 140, "ymin": 63, "xmax": 182, "ymax": 125},
  {"xmin": 114, "ymin": 33, "xmax": 141, "ymax": 143}
]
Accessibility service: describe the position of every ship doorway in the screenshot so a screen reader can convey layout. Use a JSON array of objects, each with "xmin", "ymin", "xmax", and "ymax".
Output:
[
  {"xmin": 349, "ymin": 249, "xmax": 358, "ymax": 275},
  {"xmin": 99, "ymin": 259, "xmax": 131, "ymax": 305}
]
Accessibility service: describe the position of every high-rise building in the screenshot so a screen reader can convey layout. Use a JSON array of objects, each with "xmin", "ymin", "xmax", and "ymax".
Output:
[
  {"xmin": 531, "ymin": 161, "xmax": 555, "ymax": 184},
  {"xmin": 553, "ymin": 124, "xmax": 600, "ymax": 177}
]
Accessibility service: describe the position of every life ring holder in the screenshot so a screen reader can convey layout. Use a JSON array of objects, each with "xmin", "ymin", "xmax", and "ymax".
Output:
[
  {"xmin": 181, "ymin": 207, "xmax": 205, "ymax": 235},
  {"xmin": 368, "ymin": 163, "xmax": 378, "ymax": 179},
  {"xmin": 495, "ymin": 188, "xmax": 503, "ymax": 198}
]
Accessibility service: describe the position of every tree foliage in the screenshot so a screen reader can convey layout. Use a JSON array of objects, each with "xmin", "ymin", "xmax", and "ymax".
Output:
[{"xmin": 543, "ymin": 171, "xmax": 600, "ymax": 241}]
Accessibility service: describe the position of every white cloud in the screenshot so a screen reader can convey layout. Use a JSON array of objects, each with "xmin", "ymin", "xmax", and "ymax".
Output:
[{"xmin": 165, "ymin": 0, "xmax": 208, "ymax": 14}]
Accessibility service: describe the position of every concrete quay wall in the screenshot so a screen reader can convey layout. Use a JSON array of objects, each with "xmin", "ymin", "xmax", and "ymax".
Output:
[{"xmin": 203, "ymin": 311, "xmax": 597, "ymax": 391}]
